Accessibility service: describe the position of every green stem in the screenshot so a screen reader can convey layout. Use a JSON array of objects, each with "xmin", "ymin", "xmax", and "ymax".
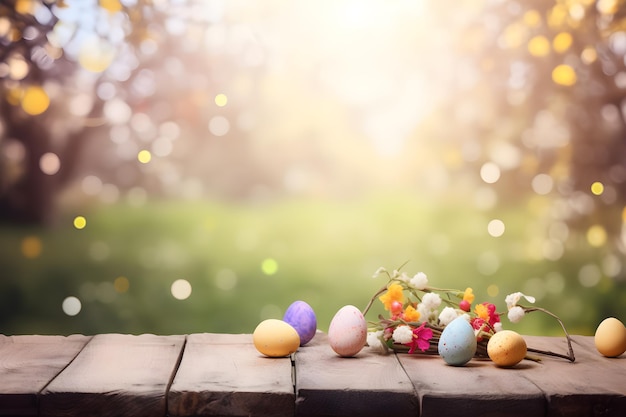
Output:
[{"xmin": 362, "ymin": 285, "xmax": 388, "ymax": 316}]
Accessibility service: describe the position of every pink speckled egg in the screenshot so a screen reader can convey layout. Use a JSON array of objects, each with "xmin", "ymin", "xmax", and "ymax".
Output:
[{"xmin": 328, "ymin": 305, "xmax": 367, "ymax": 357}]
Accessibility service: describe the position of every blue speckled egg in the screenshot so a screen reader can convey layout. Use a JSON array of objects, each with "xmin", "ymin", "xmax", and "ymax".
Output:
[
  {"xmin": 438, "ymin": 317, "xmax": 477, "ymax": 366},
  {"xmin": 283, "ymin": 300, "xmax": 317, "ymax": 346}
]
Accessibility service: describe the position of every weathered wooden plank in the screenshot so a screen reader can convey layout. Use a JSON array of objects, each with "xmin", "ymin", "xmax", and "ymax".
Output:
[
  {"xmin": 520, "ymin": 335, "xmax": 626, "ymax": 417},
  {"xmin": 0, "ymin": 335, "xmax": 91, "ymax": 417},
  {"xmin": 294, "ymin": 332, "xmax": 418, "ymax": 417},
  {"xmin": 168, "ymin": 333, "xmax": 294, "ymax": 417},
  {"xmin": 39, "ymin": 334, "xmax": 185, "ymax": 417},
  {"xmin": 397, "ymin": 340, "xmax": 546, "ymax": 417}
]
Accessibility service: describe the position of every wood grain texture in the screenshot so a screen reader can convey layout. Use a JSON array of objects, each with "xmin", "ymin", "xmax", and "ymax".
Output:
[
  {"xmin": 294, "ymin": 332, "xmax": 418, "ymax": 417},
  {"xmin": 0, "ymin": 335, "xmax": 91, "ymax": 417},
  {"xmin": 39, "ymin": 334, "xmax": 185, "ymax": 417},
  {"xmin": 520, "ymin": 335, "xmax": 626, "ymax": 417},
  {"xmin": 0, "ymin": 333, "xmax": 624, "ymax": 417},
  {"xmin": 397, "ymin": 340, "xmax": 546, "ymax": 417},
  {"xmin": 168, "ymin": 333, "xmax": 294, "ymax": 417}
]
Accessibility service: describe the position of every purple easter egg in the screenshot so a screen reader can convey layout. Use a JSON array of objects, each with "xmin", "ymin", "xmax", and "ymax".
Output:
[{"xmin": 283, "ymin": 300, "xmax": 317, "ymax": 346}]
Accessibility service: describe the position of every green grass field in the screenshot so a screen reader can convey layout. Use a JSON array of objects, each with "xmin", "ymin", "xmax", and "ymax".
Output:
[{"xmin": 1, "ymin": 193, "xmax": 622, "ymax": 337}]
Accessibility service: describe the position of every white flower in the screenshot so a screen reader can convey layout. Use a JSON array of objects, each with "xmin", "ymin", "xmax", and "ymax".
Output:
[
  {"xmin": 460, "ymin": 313, "xmax": 471, "ymax": 322},
  {"xmin": 367, "ymin": 331, "xmax": 388, "ymax": 354},
  {"xmin": 392, "ymin": 325, "xmax": 414, "ymax": 344},
  {"xmin": 493, "ymin": 322, "xmax": 503, "ymax": 332},
  {"xmin": 505, "ymin": 292, "xmax": 536, "ymax": 310},
  {"xmin": 507, "ymin": 306, "xmax": 526, "ymax": 323},
  {"xmin": 409, "ymin": 272, "xmax": 428, "ymax": 290},
  {"xmin": 422, "ymin": 292, "xmax": 441, "ymax": 310},
  {"xmin": 438, "ymin": 307, "xmax": 459, "ymax": 326},
  {"xmin": 372, "ymin": 267, "xmax": 386, "ymax": 278}
]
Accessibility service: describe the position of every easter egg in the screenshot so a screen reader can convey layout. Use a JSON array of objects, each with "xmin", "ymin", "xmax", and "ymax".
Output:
[
  {"xmin": 487, "ymin": 330, "xmax": 527, "ymax": 367},
  {"xmin": 438, "ymin": 317, "xmax": 477, "ymax": 366},
  {"xmin": 328, "ymin": 305, "xmax": 367, "ymax": 357},
  {"xmin": 594, "ymin": 317, "xmax": 626, "ymax": 357},
  {"xmin": 253, "ymin": 319, "xmax": 300, "ymax": 357},
  {"xmin": 283, "ymin": 300, "xmax": 317, "ymax": 346}
]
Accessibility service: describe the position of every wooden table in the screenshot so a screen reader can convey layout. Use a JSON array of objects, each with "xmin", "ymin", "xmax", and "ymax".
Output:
[{"xmin": 0, "ymin": 332, "xmax": 624, "ymax": 417}]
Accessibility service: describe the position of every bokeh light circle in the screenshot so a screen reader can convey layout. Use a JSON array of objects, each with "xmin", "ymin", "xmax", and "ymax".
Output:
[
  {"xmin": 487, "ymin": 219, "xmax": 505, "ymax": 237},
  {"xmin": 261, "ymin": 258, "xmax": 278, "ymax": 275},
  {"xmin": 62, "ymin": 296, "xmax": 82, "ymax": 316},
  {"xmin": 137, "ymin": 150, "xmax": 152, "ymax": 164},
  {"xmin": 480, "ymin": 162, "xmax": 501, "ymax": 184},
  {"xmin": 39, "ymin": 152, "xmax": 60, "ymax": 175},
  {"xmin": 208, "ymin": 115, "xmax": 230, "ymax": 136},
  {"xmin": 73, "ymin": 216, "xmax": 87, "ymax": 229},
  {"xmin": 21, "ymin": 86, "xmax": 50, "ymax": 115},
  {"xmin": 171, "ymin": 279, "xmax": 192, "ymax": 300}
]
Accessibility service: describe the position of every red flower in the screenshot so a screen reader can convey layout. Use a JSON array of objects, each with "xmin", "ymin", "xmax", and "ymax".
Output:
[
  {"xmin": 471, "ymin": 317, "xmax": 485, "ymax": 331},
  {"xmin": 474, "ymin": 302, "xmax": 500, "ymax": 327},
  {"xmin": 405, "ymin": 322, "xmax": 433, "ymax": 354}
]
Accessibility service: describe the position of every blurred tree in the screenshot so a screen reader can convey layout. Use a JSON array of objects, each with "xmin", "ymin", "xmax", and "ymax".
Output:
[
  {"xmin": 429, "ymin": 0, "xmax": 626, "ymax": 249},
  {"xmin": 0, "ymin": 0, "xmax": 252, "ymax": 224},
  {"xmin": 0, "ymin": 0, "xmax": 144, "ymax": 224},
  {"xmin": 1, "ymin": 0, "xmax": 626, "ymax": 257}
]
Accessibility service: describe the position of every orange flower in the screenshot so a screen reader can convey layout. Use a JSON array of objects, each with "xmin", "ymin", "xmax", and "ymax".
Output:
[
  {"xmin": 379, "ymin": 283, "xmax": 404, "ymax": 311},
  {"xmin": 475, "ymin": 303, "xmax": 489, "ymax": 320},
  {"xmin": 403, "ymin": 305, "xmax": 421, "ymax": 322},
  {"xmin": 463, "ymin": 287, "xmax": 475, "ymax": 304}
]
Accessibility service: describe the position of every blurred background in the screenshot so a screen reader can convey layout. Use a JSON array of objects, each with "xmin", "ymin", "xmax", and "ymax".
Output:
[{"xmin": 1, "ymin": 0, "xmax": 625, "ymax": 337}]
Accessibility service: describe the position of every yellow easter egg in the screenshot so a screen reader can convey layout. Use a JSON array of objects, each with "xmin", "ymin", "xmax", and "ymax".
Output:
[
  {"xmin": 253, "ymin": 319, "xmax": 300, "ymax": 357},
  {"xmin": 594, "ymin": 317, "xmax": 626, "ymax": 358},
  {"xmin": 487, "ymin": 330, "xmax": 527, "ymax": 367}
]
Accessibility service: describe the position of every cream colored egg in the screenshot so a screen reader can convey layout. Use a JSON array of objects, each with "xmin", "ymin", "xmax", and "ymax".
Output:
[
  {"xmin": 487, "ymin": 330, "xmax": 527, "ymax": 367},
  {"xmin": 253, "ymin": 319, "xmax": 300, "ymax": 357},
  {"xmin": 328, "ymin": 305, "xmax": 367, "ymax": 357},
  {"xmin": 594, "ymin": 317, "xmax": 626, "ymax": 358}
]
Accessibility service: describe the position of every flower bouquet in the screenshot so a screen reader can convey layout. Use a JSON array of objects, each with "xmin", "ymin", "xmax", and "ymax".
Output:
[{"xmin": 363, "ymin": 265, "xmax": 575, "ymax": 364}]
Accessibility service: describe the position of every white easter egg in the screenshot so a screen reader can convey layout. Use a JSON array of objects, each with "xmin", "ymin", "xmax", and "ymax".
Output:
[
  {"xmin": 438, "ymin": 317, "xmax": 477, "ymax": 366},
  {"xmin": 328, "ymin": 305, "xmax": 367, "ymax": 357}
]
